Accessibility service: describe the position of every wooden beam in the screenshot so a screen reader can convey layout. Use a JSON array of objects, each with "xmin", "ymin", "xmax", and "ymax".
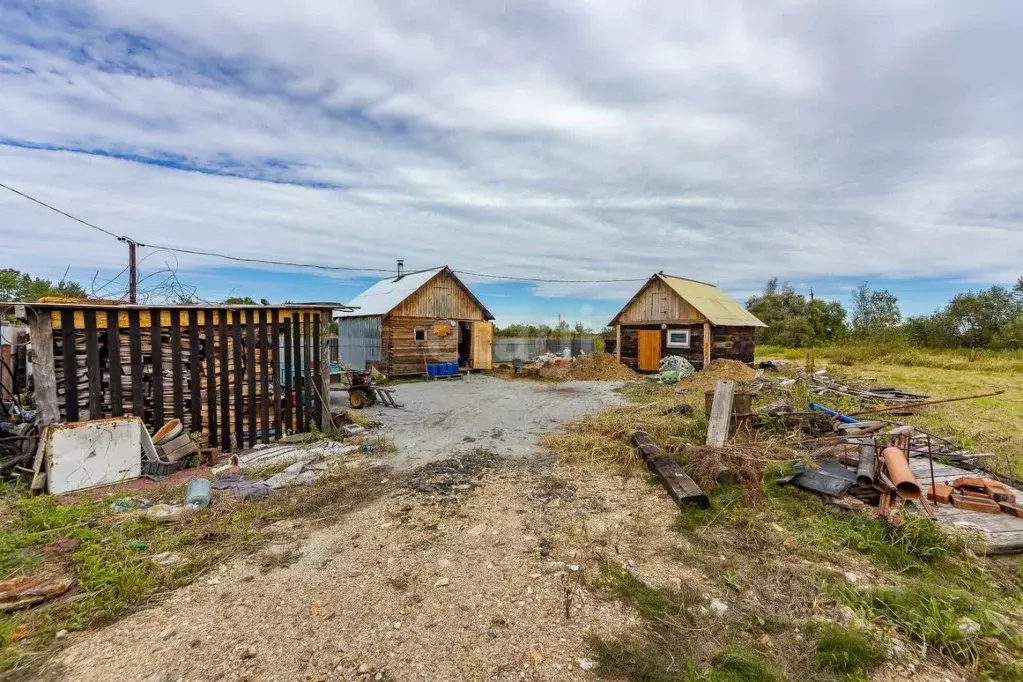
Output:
[
  {"xmin": 245, "ymin": 309, "xmax": 257, "ymax": 447},
  {"xmin": 292, "ymin": 315, "xmax": 303, "ymax": 431},
  {"xmin": 633, "ymin": 430, "xmax": 709, "ymax": 509},
  {"xmin": 615, "ymin": 324, "xmax": 621, "ymax": 362},
  {"xmin": 259, "ymin": 308, "xmax": 270, "ymax": 444},
  {"xmin": 28, "ymin": 310, "xmax": 59, "ymax": 425},
  {"xmin": 106, "ymin": 310, "xmax": 123, "ymax": 417},
  {"xmin": 218, "ymin": 313, "xmax": 230, "ymax": 449},
  {"xmin": 59, "ymin": 309, "xmax": 78, "ymax": 422},
  {"xmin": 706, "ymin": 379, "xmax": 734, "ymax": 448},
  {"xmin": 150, "ymin": 308, "xmax": 164, "ymax": 426},
  {"xmin": 83, "ymin": 308, "xmax": 102, "ymax": 419},
  {"xmin": 702, "ymin": 321, "xmax": 711, "ymax": 368},
  {"xmin": 283, "ymin": 319, "xmax": 293, "ymax": 434},
  {"xmin": 233, "ymin": 313, "xmax": 244, "ymax": 450},
  {"xmin": 188, "ymin": 309, "xmax": 202, "ymax": 431},
  {"xmin": 128, "ymin": 310, "xmax": 144, "ymax": 420},
  {"xmin": 303, "ymin": 313, "xmax": 312, "ymax": 431},
  {"xmin": 271, "ymin": 309, "xmax": 282, "ymax": 440},
  {"xmin": 170, "ymin": 309, "xmax": 184, "ymax": 420}
]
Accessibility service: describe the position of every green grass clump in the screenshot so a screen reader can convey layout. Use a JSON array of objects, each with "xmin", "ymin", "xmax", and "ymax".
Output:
[
  {"xmin": 811, "ymin": 623, "xmax": 886, "ymax": 680},
  {"xmin": 838, "ymin": 579, "xmax": 1023, "ymax": 672},
  {"xmin": 705, "ymin": 649, "xmax": 782, "ymax": 682}
]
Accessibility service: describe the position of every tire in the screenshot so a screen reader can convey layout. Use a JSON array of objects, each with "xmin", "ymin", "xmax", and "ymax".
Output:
[{"xmin": 349, "ymin": 390, "xmax": 367, "ymax": 409}]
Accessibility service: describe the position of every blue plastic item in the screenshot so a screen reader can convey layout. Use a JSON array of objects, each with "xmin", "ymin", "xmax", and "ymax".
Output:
[
  {"xmin": 185, "ymin": 478, "xmax": 212, "ymax": 509},
  {"xmin": 807, "ymin": 402, "xmax": 858, "ymax": 424}
]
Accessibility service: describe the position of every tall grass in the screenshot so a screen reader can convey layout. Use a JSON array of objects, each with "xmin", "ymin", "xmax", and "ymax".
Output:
[{"xmin": 757, "ymin": 344, "xmax": 1023, "ymax": 373}]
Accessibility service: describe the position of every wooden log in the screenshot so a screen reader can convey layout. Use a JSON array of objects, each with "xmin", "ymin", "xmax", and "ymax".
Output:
[
  {"xmin": 28, "ymin": 311, "xmax": 59, "ymax": 425},
  {"xmin": 706, "ymin": 379, "xmax": 734, "ymax": 448},
  {"xmin": 633, "ymin": 430, "xmax": 709, "ymax": 509}
]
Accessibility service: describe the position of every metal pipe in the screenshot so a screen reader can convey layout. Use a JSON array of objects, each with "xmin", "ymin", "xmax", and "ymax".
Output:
[
  {"xmin": 882, "ymin": 446, "xmax": 922, "ymax": 499},
  {"xmin": 847, "ymin": 390, "xmax": 1005, "ymax": 417},
  {"xmin": 856, "ymin": 442, "xmax": 877, "ymax": 487}
]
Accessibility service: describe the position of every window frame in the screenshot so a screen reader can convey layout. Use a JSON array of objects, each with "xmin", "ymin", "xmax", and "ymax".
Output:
[
  {"xmin": 414, "ymin": 327, "xmax": 427, "ymax": 342},
  {"xmin": 665, "ymin": 329, "xmax": 690, "ymax": 348}
]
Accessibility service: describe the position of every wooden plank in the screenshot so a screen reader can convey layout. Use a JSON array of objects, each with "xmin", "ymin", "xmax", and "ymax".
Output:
[
  {"xmin": 283, "ymin": 319, "xmax": 293, "ymax": 433},
  {"xmin": 233, "ymin": 313, "xmax": 244, "ymax": 449},
  {"xmin": 615, "ymin": 324, "xmax": 622, "ymax": 362},
  {"xmin": 59, "ymin": 309, "xmax": 78, "ymax": 422},
  {"xmin": 312, "ymin": 312, "xmax": 323, "ymax": 431},
  {"xmin": 189, "ymin": 310, "xmax": 202, "ymax": 431},
  {"xmin": 128, "ymin": 309, "xmax": 144, "ymax": 419},
  {"xmin": 706, "ymin": 379, "xmax": 735, "ymax": 447},
  {"xmin": 170, "ymin": 309, "xmax": 184, "ymax": 420},
  {"xmin": 303, "ymin": 313, "xmax": 312, "ymax": 432},
  {"xmin": 218, "ymin": 314, "xmax": 230, "ymax": 450},
  {"xmin": 106, "ymin": 310, "xmax": 123, "ymax": 417},
  {"xmin": 246, "ymin": 309, "xmax": 257, "ymax": 447},
  {"xmin": 259, "ymin": 309, "xmax": 270, "ymax": 443},
  {"xmin": 27, "ymin": 311, "xmax": 59, "ymax": 425},
  {"xmin": 293, "ymin": 315, "xmax": 304, "ymax": 431},
  {"xmin": 83, "ymin": 309, "xmax": 102, "ymax": 419},
  {"xmin": 702, "ymin": 321, "xmax": 711, "ymax": 368},
  {"xmin": 151, "ymin": 308, "xmax": 164, "ymax": 426},
  {"xmin": 633, "ymin": 430, "xmax": 708, "ymax": 509},
  {"xmin": 271, "ymin": 309, "xmax": 282, "ymax": 440}
]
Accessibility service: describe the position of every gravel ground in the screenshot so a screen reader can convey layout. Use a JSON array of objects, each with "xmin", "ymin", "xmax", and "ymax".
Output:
[
  {"xmin": 331, "ymin": 376, "xmax": 625, "ymax": 469},
  {"xmin": 40, "ymin": 459, "xmax": 648, "ymax": 682}
]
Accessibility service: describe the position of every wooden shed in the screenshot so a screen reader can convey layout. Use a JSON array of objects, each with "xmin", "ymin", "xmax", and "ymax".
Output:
[
  {"xmin": 609, "ymin": 273, "xmax": 766, "ymax": 372},
  {"xmin": 337, "ymin": 266, "xmax": 495, "ymax": 376}
]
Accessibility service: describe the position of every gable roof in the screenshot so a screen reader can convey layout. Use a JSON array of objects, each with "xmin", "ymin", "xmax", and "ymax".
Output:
[
  {"xmin": 337, "ymin": 266, "xmax": 494, "ymax": 320},
  {"xmin": 610, "ymin": 273, "xmax": 766, "ymax": 327}
]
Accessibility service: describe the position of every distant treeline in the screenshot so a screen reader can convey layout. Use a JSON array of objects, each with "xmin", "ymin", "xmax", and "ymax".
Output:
[
  {"xmin": 494, "ymin": 321, "xmax": 605, "ymax": 338},
  {"xmin": 746, "ymin": 276, "xmax": 1023, "ymax": 350}
]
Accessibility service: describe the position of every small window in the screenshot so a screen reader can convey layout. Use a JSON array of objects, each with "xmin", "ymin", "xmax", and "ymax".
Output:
[
  {"xmin": 666, "ymin": 329, "xmax": 690, "ymax": 348},
  {"xmin": 414, "ymin": 328, "xmax": 426, "ymax": 342}
]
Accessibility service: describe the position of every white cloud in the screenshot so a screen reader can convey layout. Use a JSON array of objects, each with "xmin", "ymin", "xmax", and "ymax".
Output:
[{"xmin": 1, "ymin": 0, "xmax": 1023, "ymax": 309}]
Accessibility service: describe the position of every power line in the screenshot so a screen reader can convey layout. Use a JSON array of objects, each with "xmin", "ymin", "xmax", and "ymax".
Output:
[
  {"xmin": 0, "ymin": 181, "xmax": 130, "ymax": 242},
  {"xmin": 452, "ymin": 269, "xmax": 647, "ymax": 283},
  {"xmin": 1, "ymin": 179, "xmax": 650, "ymax": 283}
]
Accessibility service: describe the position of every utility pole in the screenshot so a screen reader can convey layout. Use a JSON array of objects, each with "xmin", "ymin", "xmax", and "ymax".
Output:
[{"xmin": 126, "ymin": 239, "xmax": 138, "ymax": 304}]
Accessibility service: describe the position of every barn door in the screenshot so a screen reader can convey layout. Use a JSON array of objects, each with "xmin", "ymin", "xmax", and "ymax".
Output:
[
  {"xmin": 637, "ymin": 330, "xmax": 661, "ymax": 372},
  {"xmin": 471, "ymin": 321, "xmax": 493, "ymax": 370}
]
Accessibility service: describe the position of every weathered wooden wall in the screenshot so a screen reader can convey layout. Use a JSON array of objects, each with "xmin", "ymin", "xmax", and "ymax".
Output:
[
  {"xmin": 33, "ymin": 305, "xmax": 330, "ymax": 451},
  {"xmin": 710, "ymin": 326, "xmax": 756, "ymax": 364},
  {"xmin": 378, "ymin": 317, "xmax": 458, "ymax": 376},
  {"xmin": 615, "ymin": 278, "xmax": 706, "ymax": 325},
  {"xmin": 619, "ymin": 323, "xmax": 755, "ymax": 370},
  {"xmin": 619, "ymin": 324, "xmax": 706, "ymax": 371},
  {"xmin": 390, "ymin": 270, "xmax": 487, "ymax": 321}
]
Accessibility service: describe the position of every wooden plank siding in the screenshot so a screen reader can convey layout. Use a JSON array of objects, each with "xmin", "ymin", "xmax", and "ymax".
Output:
[
  {"xmin": 29, "ymin": 304, "xmax": 332, "ymax": 452},
  {"xmin": 615, "ymin": 277, "xmax": 706, "ymax": 325},
  {"xmin": 389, "ymin": 270, "xmax": 487, "ymax": 320},
  {"xmin": 378, "ymin": 316, "xmax": 459, "ymax": 376},
  {"xmin": 619, "ymin": 323, "xmax": 754, "ymax": 371}
]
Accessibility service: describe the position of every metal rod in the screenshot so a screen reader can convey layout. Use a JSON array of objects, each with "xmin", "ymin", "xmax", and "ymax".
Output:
[
  {"xmin": 847, "ymin": 390, "xmax": 1005, "ymax": 417},
  {"xmin": 927, "ymin": 433, "xmax": 936, "ymax": 502}
]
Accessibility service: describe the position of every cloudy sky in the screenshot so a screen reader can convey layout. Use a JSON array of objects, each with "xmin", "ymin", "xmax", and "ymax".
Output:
[{"xmin": 2, "ymin": 0, "xmax": 1022, "ymax": 327}]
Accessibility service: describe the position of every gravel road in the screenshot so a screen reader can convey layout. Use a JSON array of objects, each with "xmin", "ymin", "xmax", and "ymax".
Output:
[{"xmin": 331, "ymin": 376, "xmax": 625, "ymax": 469}]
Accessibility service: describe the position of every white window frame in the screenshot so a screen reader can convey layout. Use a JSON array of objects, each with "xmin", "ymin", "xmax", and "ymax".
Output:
[
  {"xmin": 666, "ymin": 329, "xmax": 690, "ymax": 348},
  {"xmin": 414, "ymin": 328, "xmax": 426, "ymax": 342}
]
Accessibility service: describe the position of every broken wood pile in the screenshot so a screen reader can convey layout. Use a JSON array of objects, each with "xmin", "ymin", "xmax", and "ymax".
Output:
[{"xmin": 757, "ymin": 362, "xmax": 929, "ymax": 404}]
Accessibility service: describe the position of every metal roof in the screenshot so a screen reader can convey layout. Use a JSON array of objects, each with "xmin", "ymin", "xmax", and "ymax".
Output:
[
  {"xmin": 610, "ymin": 273, "xmax": 767, "ymax": 327},
  {"xmin": 336, "ymin": 266, "xmax": 494, "ymax": 320}
]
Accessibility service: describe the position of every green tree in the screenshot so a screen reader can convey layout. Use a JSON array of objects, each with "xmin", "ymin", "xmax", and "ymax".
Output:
[
  {"xmin": 849, "ymin": 283, "xmax": 901, "ymax": 337},
  {"xmin": 745, "ymin": 278, "xmax": 847, "ymax": 347},
  {"xmin": 0, "ymin": 268, "xmax": 87, "ymax": 302},
  {"xmin": 223, "ymin": 296, "xmax": 257, "ymax": 305}
]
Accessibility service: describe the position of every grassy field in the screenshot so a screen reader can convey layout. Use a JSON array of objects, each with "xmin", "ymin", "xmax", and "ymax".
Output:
[
  {"xmin": 758, "ymin": 344, "xmax": 1023, "ymax": 476},
  {"xmin": 541, "ymin": 353, "xmax": 1023, "ymax": 681}
]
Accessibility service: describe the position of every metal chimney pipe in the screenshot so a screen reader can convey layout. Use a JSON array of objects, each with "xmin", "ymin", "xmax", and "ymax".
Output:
[{"xmin": 397, "ymin": 259, "xmax": 404, "ymax": 278}]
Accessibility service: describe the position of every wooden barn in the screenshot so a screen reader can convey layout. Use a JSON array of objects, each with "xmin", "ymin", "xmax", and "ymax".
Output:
[
  {"xmin": 610, "ymin": 273, "xmax": 766, "ymax": 372},
  {"xmin": 337, "ymin": 266, "xmax": 495, "ymax": 376}
]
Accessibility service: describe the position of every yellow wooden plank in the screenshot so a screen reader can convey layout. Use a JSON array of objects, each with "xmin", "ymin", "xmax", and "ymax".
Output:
[{"xmin": 50, "ymin": 308, "xmax": 322, "ymax": 329}]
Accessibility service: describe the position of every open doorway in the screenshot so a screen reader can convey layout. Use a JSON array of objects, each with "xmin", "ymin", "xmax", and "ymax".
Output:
[{"xmin": 457, "ymin": 321, "xmax": 472, "ymax": 367}]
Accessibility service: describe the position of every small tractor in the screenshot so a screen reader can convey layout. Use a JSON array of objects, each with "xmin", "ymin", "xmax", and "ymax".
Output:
[{"xmin": 344, "ymin": 368, "xmax": 402, "ymax": 409}]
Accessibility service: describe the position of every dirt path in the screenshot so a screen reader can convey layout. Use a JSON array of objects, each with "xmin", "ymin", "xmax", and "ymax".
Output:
[
  {"xmin": 40, "ymin": 456, "xmax": 678, "ymax": 682},
  {"xmin": 333, "ymin": 376, "xmax": 625, "ymax": 469}
]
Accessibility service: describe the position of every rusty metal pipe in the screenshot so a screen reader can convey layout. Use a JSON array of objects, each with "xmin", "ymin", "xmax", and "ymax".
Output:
[{"xmin": 882, "ymin": 446, "xmax": 921, "ymax": 499}]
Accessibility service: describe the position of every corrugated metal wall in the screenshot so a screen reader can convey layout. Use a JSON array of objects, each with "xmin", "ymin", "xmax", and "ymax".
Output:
[
  {"xmin": 337, "ymin": 316, "xmax": 382, "ymax": 370},
  {"xmin": 492, "ymin": 337, "xmax": 594, "ymax": 363}
]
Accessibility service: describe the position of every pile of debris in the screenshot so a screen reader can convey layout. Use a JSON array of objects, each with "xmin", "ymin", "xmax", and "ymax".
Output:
[
  {"xmin": 758, "ymin": 361, "xmax": 929, "ymax": 405},
  {"xmin": 630, "ymin": 370, "xmax": 1023, "ymax": 552},
  {"xmin": 536, "ymin": 353, "xmax": 639, "ymax": 381}
]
